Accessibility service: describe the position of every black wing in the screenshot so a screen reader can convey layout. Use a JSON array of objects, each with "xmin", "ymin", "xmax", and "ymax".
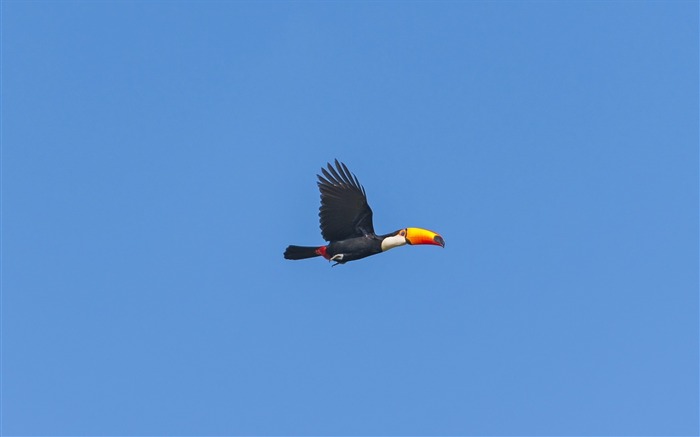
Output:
[{"xmin": 317, "ymin": 159, "xmax": 375, "ymax": 242}]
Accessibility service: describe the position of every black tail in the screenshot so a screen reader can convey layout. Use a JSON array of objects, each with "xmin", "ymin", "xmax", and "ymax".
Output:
[{"xmin": 284, "ymin": 245, "xmax": 325, "ymax": 260}]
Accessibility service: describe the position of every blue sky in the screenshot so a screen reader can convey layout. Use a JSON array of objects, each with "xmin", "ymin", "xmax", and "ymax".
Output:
[{"xmin": 3, "ymin": 1, "xmax": 698, "ymax": 435}]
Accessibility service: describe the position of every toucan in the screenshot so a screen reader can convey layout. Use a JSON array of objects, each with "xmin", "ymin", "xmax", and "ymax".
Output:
[{"xmin": 284, "ymin": 159, "xmax": 445, "ymax": 265}]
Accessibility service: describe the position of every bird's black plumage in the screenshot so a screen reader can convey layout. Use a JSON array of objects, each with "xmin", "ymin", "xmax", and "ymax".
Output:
[{"xmin": 317, "ymin": 159, "xmax": 375, "ymax": 241}]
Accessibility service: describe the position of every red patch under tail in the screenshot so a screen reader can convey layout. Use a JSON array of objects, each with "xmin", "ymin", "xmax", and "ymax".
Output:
[{"xmin": 315, "ymin": 245, "xmax": 331, "ymax": 260}]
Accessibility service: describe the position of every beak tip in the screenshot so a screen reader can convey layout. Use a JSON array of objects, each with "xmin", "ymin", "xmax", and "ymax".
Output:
[{"xmin": 434, "ymin": 235, "xmax": 445, "ymax": 248}]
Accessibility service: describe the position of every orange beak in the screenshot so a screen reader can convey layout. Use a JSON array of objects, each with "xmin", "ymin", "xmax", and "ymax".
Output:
[{"xmin": 405, "ymin": 227, "xmax": 445, "ymax": 247}]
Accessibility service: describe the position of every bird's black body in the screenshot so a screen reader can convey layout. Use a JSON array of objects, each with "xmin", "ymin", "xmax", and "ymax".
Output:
[
  {"xmin": 326, "ymin": 234, "xmax": 383, "ymax": 263},
  {"xmin": 284, "ymin": 160, "xmax": 444, "ymax": 265}
]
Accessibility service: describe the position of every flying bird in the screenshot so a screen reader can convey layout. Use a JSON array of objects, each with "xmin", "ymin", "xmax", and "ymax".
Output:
[{"xmin": 284, "ymin": 159, "xmax": 445, "ymax": 265}]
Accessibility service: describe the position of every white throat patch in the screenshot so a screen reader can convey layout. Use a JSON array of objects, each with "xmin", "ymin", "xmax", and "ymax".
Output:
[{"xmin": 381, "ymin": 235, "xmax": 407, "ymax": 252}]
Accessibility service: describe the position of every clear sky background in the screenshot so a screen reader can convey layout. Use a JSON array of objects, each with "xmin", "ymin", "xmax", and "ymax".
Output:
[{"xmin": 3, "ymin": 2, "xmax": 698, "ymax": 435}]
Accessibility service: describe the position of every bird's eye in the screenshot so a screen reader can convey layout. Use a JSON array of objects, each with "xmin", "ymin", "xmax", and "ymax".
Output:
[{"xmin": 400, "ymin": 230, "xmax": 406, "ymax": 237}]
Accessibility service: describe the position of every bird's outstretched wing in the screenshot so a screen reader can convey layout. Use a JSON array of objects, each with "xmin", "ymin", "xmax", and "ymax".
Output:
[{"xmin": 317, "ymin": 159, "xmax": 375, "ymax": 242}]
